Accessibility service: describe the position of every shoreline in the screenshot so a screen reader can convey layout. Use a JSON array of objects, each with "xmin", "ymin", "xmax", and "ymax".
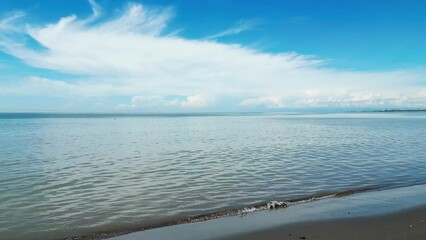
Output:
[
  {"xmin": 63, "ymin": 185, "xmax": 385, "ymax": 240},
  {"xmin": 219, "ymin": 205, "xmax": 426, "ymax": 240},
  {"xmin": 110, "ymin": 184, "xmax": 426, "ymax": 240}
]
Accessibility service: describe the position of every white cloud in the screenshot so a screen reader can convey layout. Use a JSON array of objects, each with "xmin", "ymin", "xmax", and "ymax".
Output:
[
  {"xmin": 0, "ymin": 1, "xmax": 425, "ymax": 110},
  {"xmin": 0, "ymin": 11, "xmax": 25, "ymax": 32},
  {"xmin": 240, "ymin": 96, "xmax": 285, "ymax": 108},
  {"xmin": 117, "ymin": 95, "xmax": 179, "ymax": 110},
  {"xmin": 181, "ymin": 94, "xmax": 209, "ymax": 108},
  {"xmin": 117, "ymin": 94, "xmax": 208, "ymax": 110},
  {"xmin": 206, "ymin": 19, "xmax": 259, "ymax": 39},
  {"xmin": 88, "ymin": 0, "xmax": 101, "ymax": 18},
  {"xmin": 240, "ymin": 90, "xmax": 426, "ymax": 109},
  {"xmin": 11, "ymin": 76, "xmax": 138, "ymax": 97}
]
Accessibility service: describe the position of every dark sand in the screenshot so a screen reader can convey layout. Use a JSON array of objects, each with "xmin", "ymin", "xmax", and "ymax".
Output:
[{"xmin": 218, "ymin": 206, "xmax": 426, "ymax": 240}]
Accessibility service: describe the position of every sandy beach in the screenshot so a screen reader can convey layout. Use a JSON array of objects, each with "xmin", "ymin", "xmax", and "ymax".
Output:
[
  {"xmin": 109, "ymin": 184, "xmax": 426, "ymax": 240},
  {"xmin": 219, "ymin": 206, "xmax": 426, "ymax": 240}
]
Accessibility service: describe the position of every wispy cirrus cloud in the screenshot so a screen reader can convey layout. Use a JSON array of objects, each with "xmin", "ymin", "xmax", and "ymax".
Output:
[
  {"xmin": 0, "ymin": 11, "xmax": 25, "ymax": 32},
  {"xmin": 0, "ymin": 1, "xmax": 425, "ymax": 111},
  {"xmin": 88, "ymin": 0, "xmax": 101, "ymax": 18},
  {"xmin": 206, "ymin": 19, "xmax": 260, "ymax": 39}
]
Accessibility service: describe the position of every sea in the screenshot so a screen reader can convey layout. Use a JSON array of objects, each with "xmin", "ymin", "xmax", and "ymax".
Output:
[{"xmin": 1, "ymin": 112, "xmax": 425, "ymax": 240}]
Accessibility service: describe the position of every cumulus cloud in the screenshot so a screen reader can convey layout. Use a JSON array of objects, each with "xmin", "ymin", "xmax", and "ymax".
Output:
[
  {"xmin": 0, "ymin": 1, "xmax": 425, "ymax": 110},
  {"xmin": 117, "ymin": 95, "xmax": 178, "ymax": 110},
  {"xmin": 181, "ymin": 94, "xmax": 209, "ymax": 108},
  {"xmin": 240, "ymin": 96, "xmax": 285, "ymax": 108},
  {"xmin": 117, "ymin": 94, "xmax": 209, "ymax": 110}
]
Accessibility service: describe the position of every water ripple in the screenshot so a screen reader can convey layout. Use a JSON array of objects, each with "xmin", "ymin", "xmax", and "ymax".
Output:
[{"xmin": 0, "ymin": 113, "xmax": 425, "ymax": 239}]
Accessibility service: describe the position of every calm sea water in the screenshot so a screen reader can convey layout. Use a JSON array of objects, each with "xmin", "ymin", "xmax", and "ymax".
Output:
[{"xmin": 1, "ymin": 112, "xmax": 426, "ymax": 240}]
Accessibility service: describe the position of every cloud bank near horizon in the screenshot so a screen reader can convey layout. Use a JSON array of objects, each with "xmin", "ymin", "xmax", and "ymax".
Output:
[{"xmin": 0, "ymin": 1, "xmax": 426, "ymax": 111}]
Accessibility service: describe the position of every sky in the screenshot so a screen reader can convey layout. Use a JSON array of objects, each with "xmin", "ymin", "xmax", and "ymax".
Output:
[{"xmin": 0, "ymin": 0, "xmax": 426, "ymax": 112}]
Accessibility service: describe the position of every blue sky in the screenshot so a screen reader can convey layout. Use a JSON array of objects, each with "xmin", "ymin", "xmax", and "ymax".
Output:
[{"xmin": 0, "ymin": 0, "xmax": 426, "ymax": 112}]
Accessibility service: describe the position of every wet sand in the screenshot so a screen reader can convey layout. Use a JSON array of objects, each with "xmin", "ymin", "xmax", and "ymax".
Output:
[
  {"xmin": 219, "ymin": 206, "xmax": 426, "ymax": 240},
  {"xmin": 111, "ymin": 184, "xmax": 426, "ymax": 240}
]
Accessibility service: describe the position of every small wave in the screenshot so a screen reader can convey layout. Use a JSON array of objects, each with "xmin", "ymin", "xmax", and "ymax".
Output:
[{"xmin": 240, "ymin": 186, "xmax": 378, "ymax": 215}]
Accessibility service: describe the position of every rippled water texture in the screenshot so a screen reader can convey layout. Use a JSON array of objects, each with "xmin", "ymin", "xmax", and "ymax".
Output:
[{"xmin": 1, "ymin": 112, "xmax": 426, "ymax": 240}]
